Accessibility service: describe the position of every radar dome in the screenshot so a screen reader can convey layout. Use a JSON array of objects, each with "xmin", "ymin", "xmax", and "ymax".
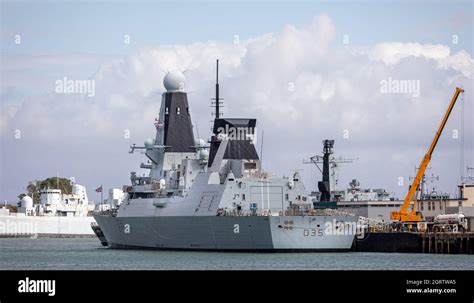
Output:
[
  {"xmin": 198, "ymin": 149, "xmax": 209, "ymax": 160},
  {"xmin": 72, "ymin": 184, "xmax": 85, "ymax": 196},
  {"xmin": 163, "ymin": 70, "xmax": 186, "ymax": 92},
  {"xmin": 195, "ymin": 139, "xmax": 206, "ymax": 147},
  {"xmin": 21, "ymin": 196, "xmax": 33, "ymax": 209},
  {"xmin": 144, "ymin": 138, "xmax": 155, "ymax": 148}
]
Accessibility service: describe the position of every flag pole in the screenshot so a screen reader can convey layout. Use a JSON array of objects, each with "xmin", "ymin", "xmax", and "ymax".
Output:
[{"xmin": 100, "ymin": 184, "xmax": 103, "ymax": 206}]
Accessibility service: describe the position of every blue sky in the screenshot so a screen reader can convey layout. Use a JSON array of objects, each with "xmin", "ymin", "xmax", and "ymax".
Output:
[{"xmin": 2, "ymin": 1, "xmax": 472, "ymax": 56}]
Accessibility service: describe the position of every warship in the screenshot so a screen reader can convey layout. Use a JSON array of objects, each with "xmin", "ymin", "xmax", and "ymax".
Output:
[
  {"xmin": 0, "ymin": 183, "xmax": 95, "ymax": 237},
  {"xmin": 93, "ymin": 61, "xmax": 357, "ymax": 251}
]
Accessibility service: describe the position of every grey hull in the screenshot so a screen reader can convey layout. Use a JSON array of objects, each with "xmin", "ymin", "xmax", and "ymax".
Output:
[{"xmin": 94, "ymin": 214, "xmax": 356, "ymax": 251}]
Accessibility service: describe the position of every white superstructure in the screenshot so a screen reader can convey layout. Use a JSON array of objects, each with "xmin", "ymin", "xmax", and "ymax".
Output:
[{"xmin": 1, "ymin": 182, "xmax": 96, "ymax": 236}]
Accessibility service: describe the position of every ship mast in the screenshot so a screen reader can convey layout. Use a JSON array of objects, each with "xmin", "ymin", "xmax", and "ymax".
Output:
[
  {"xmin": 212, "ymin": 59, "xmax": 223, "ymax": 119},
  {"xmin": 304, "ymin": 140, "xmax": 357, "ymax": 201}
]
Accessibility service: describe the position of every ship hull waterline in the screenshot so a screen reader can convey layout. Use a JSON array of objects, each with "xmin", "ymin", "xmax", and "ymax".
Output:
[{"xmin": 94, "ymin": 214, "xmax": 357, "ymax": 252}]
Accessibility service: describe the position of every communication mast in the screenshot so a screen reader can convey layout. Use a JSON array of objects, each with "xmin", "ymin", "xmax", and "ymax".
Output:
[{"xmin": 304, "ymin": 140, "xmax": 357, "ymax": 202}]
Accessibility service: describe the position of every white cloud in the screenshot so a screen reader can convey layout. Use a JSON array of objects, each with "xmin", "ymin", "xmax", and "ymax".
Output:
[
  {"xmin": 437, "ymin": 50, "xmax": 474, "ymax": 78},
  {"xmin": 367, "ymin": 42, "xmax": 473, "ymax": 79},
  {"xmin": 368, "ymin": 42, "xmax": 451, "ymax": 65},
  {"xmin": 1, "ymin": 14, "xmax": 473, "ymax": 202}
]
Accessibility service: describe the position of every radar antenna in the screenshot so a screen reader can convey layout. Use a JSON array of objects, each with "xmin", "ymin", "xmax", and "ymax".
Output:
[
  {"xmin": 304, "ymin": 140, "xmax": 357, "ymax": 202},
  {"xmin": 211, "ymin": 59, "xmax": 223, "ymax": 120}
]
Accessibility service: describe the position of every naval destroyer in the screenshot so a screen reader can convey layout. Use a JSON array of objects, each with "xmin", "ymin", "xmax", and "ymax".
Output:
[{"xmin": 93, "ymin": 61, "xmax": 357, "ymax": 251}]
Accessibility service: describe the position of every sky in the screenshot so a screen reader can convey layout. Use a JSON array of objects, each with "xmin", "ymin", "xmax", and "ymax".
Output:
[{"xmin": 1, "ymin": 0, "xmax": 473, "ymax": 203}]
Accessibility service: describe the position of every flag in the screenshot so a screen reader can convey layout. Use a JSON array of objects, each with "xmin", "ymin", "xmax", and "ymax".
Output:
[{"xmin": 95, "ymin": 185, "xmax": 102, "ymax": 193}]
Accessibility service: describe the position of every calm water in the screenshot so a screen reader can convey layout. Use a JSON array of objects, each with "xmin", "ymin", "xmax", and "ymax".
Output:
[{"xmin": 1, "ymin": 238, "xmax": 473, "ymax": 270}]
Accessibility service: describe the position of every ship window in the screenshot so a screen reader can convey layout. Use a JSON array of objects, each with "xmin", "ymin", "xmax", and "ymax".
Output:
[
  {"xmin": 164, "ymin": 171, "xmax": 167, "ymax": 178},
  {"xmin": 176, "ymin": 107, "xmax": 181, "ymax": 115},
  {"xmin": 165, "ymin": 107, "xmax": 169, "ymax": 115},
  {"xmin": 242, "ymin": 194, "xmax": 246, "ymax": 201},
  {"xmin": 420, "ymin": 202, "xmax": 423, "ymax": 211},
  {"xmin": 285, "ymin": 194, "xmax": 289, "ymax": 200},
  {"xmin": 244, "ymin": 162, "xmax": 257, "ymax": 170},
  {"xmin": 131, "ymin": 192, "xmax": 155, "ymax": 199}
]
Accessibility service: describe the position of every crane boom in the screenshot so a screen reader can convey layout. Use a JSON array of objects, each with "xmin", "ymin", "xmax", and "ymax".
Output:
[{"xmin": 390, "ymin": 87, "xmax": 465, "ymax": 222}]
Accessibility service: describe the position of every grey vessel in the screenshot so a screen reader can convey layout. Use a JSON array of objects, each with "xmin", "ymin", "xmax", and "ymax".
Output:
[{"xmin": 93, "ymin": 61, "xmax": 357, "ymax": 251}]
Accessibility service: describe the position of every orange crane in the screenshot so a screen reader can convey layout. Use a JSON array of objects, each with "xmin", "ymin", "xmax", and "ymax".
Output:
[{"xmin": 390, "ymin": 87, "xmax": 465, "ymax": 223}]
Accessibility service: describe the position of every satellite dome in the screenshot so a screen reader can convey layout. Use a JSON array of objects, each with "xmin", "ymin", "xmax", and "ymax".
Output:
[
  {"xmin": 195, "ymin": 139, "xmax": 206, "ymax": 147},
  {"xmin": 144, "ymin": 138, "xmax": 155, "ymax": 148},
  {"xmin": 163, "ymin": 70, "xmax": 186, "ymax": 92},
  {"xmin": 21, "ymin": 196, "xmax": 33, "ymax": 209},
  {"xmin": 198, "ymin": 149, "xmax": 209, "ymax": 160},
  {"xmin": 72, "ymin": 184, "xmax": 85, "ymax": 195}
]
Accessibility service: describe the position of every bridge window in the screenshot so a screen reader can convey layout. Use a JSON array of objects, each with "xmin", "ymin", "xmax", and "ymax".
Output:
[
  {"xmin": 131, "ymin": 192, "xmax": 155, "ymax": 199},
  {"xmin": 244, "ymin": 162, "xmax": 257, "ymax": 170},
  {"xmin": 176, "ymin": 107, "xmax": 181, "ymax": 115}
]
